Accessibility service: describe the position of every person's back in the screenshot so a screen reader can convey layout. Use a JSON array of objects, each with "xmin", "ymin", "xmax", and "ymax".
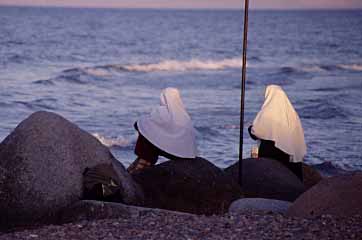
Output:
[
  {"xmin": 249, "ymin": 85, "xmax": 306, "ymax": 181},
  {"xmin": 128, "ymin": 87, "xmax": 197, "ymax": 174}
]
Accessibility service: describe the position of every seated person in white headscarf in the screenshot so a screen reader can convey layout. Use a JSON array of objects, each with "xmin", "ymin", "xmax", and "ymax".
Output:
[
  {"xmin": 127, "ymin": 87, "xmax": 198, "ymax": 174},
  {"xmin": 248, "ymin": 85, "xmax": 306, "ymax": 181}
]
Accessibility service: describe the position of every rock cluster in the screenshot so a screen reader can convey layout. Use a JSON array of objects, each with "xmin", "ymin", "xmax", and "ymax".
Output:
[{"xmin": 0, "ymin": 111, "xmax": 360, "ymax": 233}]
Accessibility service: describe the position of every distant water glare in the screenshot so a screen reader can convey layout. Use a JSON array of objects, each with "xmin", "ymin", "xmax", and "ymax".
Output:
[{"xmin": 0, "ymin": 7, "xmax": 361, "ymax": 171}]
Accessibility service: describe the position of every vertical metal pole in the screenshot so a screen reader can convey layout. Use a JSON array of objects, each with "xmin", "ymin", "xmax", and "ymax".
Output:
[{"xmin": 239, "ymin": 0, "xmax": 250, "ymax": 186}]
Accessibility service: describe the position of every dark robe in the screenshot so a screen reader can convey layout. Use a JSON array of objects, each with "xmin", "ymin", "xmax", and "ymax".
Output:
[{"xmin": 248, "ymin": 126, "xmax": 303, "ymax": 181}]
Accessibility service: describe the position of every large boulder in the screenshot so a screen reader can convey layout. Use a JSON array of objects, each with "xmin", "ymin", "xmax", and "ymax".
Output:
[
  {"xmin": 287, "ymin": 171, "xmax": 362, "ymax": 218},
  {"xmin": 302, "ymin": 163, "xmax": 322, "ymax": 189},
  {"xmin": 132, "ymin": 157, "xmax": 242, "ymax": 215},
  {"xmin": 224, "ymin": 158, "xmax": 305, "ymax": 201},
  {"xmin": 0, "ymin": 111, "xmax": 143, "ymax": 230},
  {"xmin": 229, "ymin": 198, "xmax": 291, "ymax": 214}
]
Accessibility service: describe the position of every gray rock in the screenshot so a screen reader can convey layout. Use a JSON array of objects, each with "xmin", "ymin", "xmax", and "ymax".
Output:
[
  {"xmin": 132, "ymin": 157, "xmax": 243, "ymax": 215},
  {"xmin": 229, "ymin": 198, "xmax": 292, "ymax": 214},
  {"xmin": 224, "ymin": 158, "xmax": 305, "ymax": 201},
  {"xmin": 0, "ymin": 111, "xmax": 143, "ymax": 230},
  {"xmin": 59, "ymin": 200, "xmax": 193, "ymax": 224},
  {"xmin": 287, "ymin": 171, "xmax": 362, "ymax": 218}
]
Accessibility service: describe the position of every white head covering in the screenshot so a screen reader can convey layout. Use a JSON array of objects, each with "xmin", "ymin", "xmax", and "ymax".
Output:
[
  {"xmin": 137, "ymin": 87, "xmax": 197, "ymax": 158},
  {"xmin": 251, "ymin": 85, "xmax": 306, "ymax": 162}
]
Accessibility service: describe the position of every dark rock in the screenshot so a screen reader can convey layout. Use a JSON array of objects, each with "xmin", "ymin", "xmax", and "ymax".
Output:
[
  {"xmin": 224, "ymin": 158, "xmax": 305, "ymax": 201},
  {"xmin": 302, "ymin": 163, "xmax": 322, "ymax": 189},
  {"xmin": 132, "ymin": 157, "xmax": 242, "ymax": 215},
  {"xmin": 0, "ymin": 111, "xmax": 143, "ymax": 230},
  {"xmin": 287, "ymin": 171, "xmax": 362, "ymax": 218},
  {"xmin": 229, "ymin": 198, "xmax": 291, "ymax": 214},
  {"xmin": 59, "ymin": 200, "xmax": 193, "ymax": 224},
  {"xmin": 111, "ymin": 157, "xmax": 144, "ymax": 204}
]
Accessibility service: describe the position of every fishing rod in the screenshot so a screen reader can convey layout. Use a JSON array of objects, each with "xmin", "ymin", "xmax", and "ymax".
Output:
[{"xmin": 239, "ymin": 0, "xmax": 250, "ymax": 186}]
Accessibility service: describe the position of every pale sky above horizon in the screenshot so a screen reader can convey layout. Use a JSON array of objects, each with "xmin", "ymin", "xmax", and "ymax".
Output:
[{"xmin": 0, "ymin": 0, "xmax": 361, "ymax": 9}]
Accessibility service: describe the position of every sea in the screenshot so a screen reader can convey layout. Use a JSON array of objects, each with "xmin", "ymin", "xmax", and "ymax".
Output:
[{"xmin": 0, "ymin": 6, "xmax": 361, "ymax": 172}]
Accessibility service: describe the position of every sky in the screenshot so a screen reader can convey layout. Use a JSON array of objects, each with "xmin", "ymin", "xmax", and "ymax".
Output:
[{"xmin": 0, "ymin": 0, "xmax": 361, "ymax": 9}]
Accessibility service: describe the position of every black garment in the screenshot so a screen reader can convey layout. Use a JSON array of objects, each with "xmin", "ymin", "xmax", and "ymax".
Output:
[
  {"xmin": 83, "ymin": 163, "xmax": 123, "ymax": 202},
  {"xmin": 248, "ymin": 126, "xmax": 303, "ymax": 181}
]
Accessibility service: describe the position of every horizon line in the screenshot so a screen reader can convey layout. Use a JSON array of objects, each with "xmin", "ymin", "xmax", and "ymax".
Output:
[{"xmin": 0, "ymin": 4, "xmax": 361, "ymax": 11}]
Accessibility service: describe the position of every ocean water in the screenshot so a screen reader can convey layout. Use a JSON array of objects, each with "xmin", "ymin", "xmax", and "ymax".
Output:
[{"xmin": 0, "ymin": 7, "xmax": 361, "ymax": 171}]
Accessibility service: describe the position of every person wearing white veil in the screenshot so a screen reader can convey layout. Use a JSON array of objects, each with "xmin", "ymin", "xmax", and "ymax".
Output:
[
  {"xmin": 248, "ymin": 85, "xmax": 306, "ymax": 181},
  {"xmin": 127, "ymin": 87, "xmax": 198, "ymax": 174}
]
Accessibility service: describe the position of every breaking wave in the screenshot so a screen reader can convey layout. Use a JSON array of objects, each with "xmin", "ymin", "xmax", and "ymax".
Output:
[
  {"xmin": 33, "ymin": 58, "xmax": 244, "ymax": 85},
  {"xmin": 92, "ymin": 133, "xmax": 130, "ymax": 148},
  {"xmin": 32, "ymin": 61, "xmax": 362, "ymax": 87},
  {"xmin": 338, "ymin": 64, "xmax": 362, "ymax": 71},
  {"xmin": 300, "ymin": 66, "xmax": 327, "ymax": 72},
  {"xmin": 121, "ymin": 58, "xmax": 243, "ymax": 72},
  {"xmin": 301, "ymin": 64, "xmax": 362, "ymax": 73}
]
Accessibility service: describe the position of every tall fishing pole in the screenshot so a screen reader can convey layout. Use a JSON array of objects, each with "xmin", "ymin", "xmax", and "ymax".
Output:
[{"xmin": 239, "ymin": 0, "xmax": 250, "ymax": 186}]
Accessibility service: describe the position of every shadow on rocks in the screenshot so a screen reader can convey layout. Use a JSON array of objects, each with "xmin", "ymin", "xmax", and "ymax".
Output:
[
  {"xmin": 59, "ymin": 200, "xmax": 194, "ymax": 224},
  {"xmin": 224, "ymin": 158, "xmax": 305, "ymax": 202},
  {"xmin": 131, "ymin": 157, "xmax": 243, "ymax": 215}
]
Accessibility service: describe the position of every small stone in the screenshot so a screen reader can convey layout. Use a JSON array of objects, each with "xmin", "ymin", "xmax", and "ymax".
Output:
[{"xmin": 229, "ymin": 198, "xmax": 292, "ymax": 214}]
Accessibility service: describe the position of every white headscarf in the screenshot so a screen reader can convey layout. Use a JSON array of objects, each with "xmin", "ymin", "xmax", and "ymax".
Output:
[
  {"xmin": 137, "ymin": 87, "xmax": 197, "ymax": 158},
  {"xmin": 251, "ymin": 85, "xmax": 306, "ymax": 162}
]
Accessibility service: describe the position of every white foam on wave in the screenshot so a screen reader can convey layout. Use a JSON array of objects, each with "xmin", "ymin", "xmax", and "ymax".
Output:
[
  {"xmin": 84, "ymin": 67, "xmax": 111, "ymax": 77},
  {"xmin": 338, "ymin": 64, "xmax": 362, "ymax": 71},
  {"xmin": 123, "ymin": 58, "xmax": 243, "ymax": 72},
  {"xmin": 223, "ymin": 124, "xmax": 240, "ymax": 129},
  {"xmin": 301, "ymin": 66, "xmax": 326, "ymax": 72},
  {"xmin": 92, "ymin": 133, "xmax": 130, "ymax": 148}
]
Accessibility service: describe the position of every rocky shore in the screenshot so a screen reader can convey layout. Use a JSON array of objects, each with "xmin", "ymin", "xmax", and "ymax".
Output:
[{"xmin": 0, "ymin": 111, "xmax": 361, "ymax": 239}]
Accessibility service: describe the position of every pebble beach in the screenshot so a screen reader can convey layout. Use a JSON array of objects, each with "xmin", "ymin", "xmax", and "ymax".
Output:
[{"xmin": 1, "ymin": 211, "xmax": 361, "ymax": 240}]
